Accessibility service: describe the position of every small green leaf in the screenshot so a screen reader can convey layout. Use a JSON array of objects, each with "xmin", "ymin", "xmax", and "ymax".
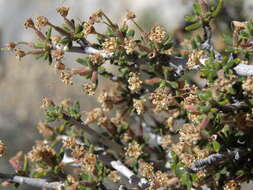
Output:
[
  {"xmin": 174, "ymin": 162, "xmax": 185, "ymax": 177},
  {"xmin": 60, "ymin": 38, "xmax": 70, "ymax": 45},
  {"xmin": 46, "ymin": 27, "xmax": 52, "ymax": 41},
  {"xmin": 185, "ymin": 22, "xmax": 202, "ymax": 31},
  {"xmin": 106, "ymin": 27, "xmax": 114, "ymax": 37},
  {"xmin": 73, "ymin": 32, "xmax": 84, "ymax": 38},
  {"xmin": 239, "ymin": 30, "xmax": 250, "ymax": 39},
  {"xmin": 120, "ymin": 25, "xmax": 128, "ymax": 34},
  {"xmin": 75, "ymin": 24, "xmax": 83, "ymax": 33},
  {"xmin": 76, "ymin": 57, "xmax": 90, "ymax": 66},
  {"xmin": 198, "ymin": 105, "xmax": 211, "ymax": 113},
  {"xmin": 126, "ymin": 29, "xmax": 135, "ymax": 37},
  {"xmin": 193, "ymin": 3, "xmax": 201, "ymax": 16},
  {"xmin": 212, "ymin": 141, "xmax": 220, "ymax": 152},
  {"xmin": 159, "ymin": 81, "xmax": 166, "ymax": 88},
  {"xmin": 211, "ymin": 0, "xmax": 223, "ymax": 18},
  {"xmin": 184, "ymin": 14, "xmax": 198, "ymax": 23},
  {"xmin": 198, "ymin": 90, "xmax": 212, "ymax": 101},
  {"xmin": 249, "ymin": 98, "xmax": 253, "ymax": 106},
  {"xmin": 167, "ymin": 81, "xmax": 178, "ymax": 89},
  {"xmin": 191, "ymin": 39, "xmax": 198, "ymax": 49},
  {"xmin": 236, "ymin": 170, "xmax": 245, "ymax": 176},
  {"xmin": 32, "ymin": 170, "xmax": 47, "ymax": 178},
  {"xmin": 97, "ymin": 66, "xmax": 106, "ymax": 73},
  {"xmin": 181, "ymin": 172, "xmax": 192, "ymax": 190},
  {"xmin": 74, "ymin": 101, "xmax": 80, "ymax": 112},
  {"xmin": 80, "ymin": 173, "xmax": 94, "ymax": 182},
  {"xmin": 43, "ymin": 52, "xmax": 49, "ymax": 61},
  {"xmin": 163, "ymin": 34, "xmax": 173, "ymax": 49},
  {"xmin": 61, "ymin": 24, "xmax": 71, "ymax": 32},
  {"xmin": 32, "ymin": 42, "xmax": 47, "ymax": 49},
  {"xmin": 138, "ymin": 51, "xmax": 148, "ymax": 58},
  {"xmin": 23, "ymin": 156, "xmax": 29, "ymax": 172}
]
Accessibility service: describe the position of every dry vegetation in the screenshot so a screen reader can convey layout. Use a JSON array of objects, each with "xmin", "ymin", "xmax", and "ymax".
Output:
[{"xmin": 1, "ymin": 0, "xmax": 253, "ymax": 189}]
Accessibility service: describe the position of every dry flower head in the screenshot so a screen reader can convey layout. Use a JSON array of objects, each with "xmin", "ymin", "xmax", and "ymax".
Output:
[
  {"xmin": 128, "ymin": 72, "xmax": 142, "ymax": 93},
  {"xmin": 148, "ymin": 25, "xmax": 167, "ymax": 43},
  {"xmin": 125, "ymin": 141, "xmax": 142, "ymax": 159},
  {"xmin": 15, "ymin": 49, "xmax": 26, "ymax": 61},
  {"xmin": 108, "ymin": 170, "xmax": 121, "ymax": 183},
  {"xmin": 133, "ymin": 98, "xmax": 145, "ymax": 115},
  {"xmin": 83, "ymin": 22, "xmax": 96, "ymax": 36},
  {"xmin": 37, "ymin": 122, "xmax": 54, "ymax": 137},
  {"xmin": 149, "ymin": 87, "xmax": 175, "ymax": 112},
  {"xmin": 60, "ymin": 71, "xmax": 73, "ymax": 85},
  {"xmin": 97, "ymin": 91, "xmax": 114, "ymax": 111},
  {"xmin": 28, "ymin": 144, "xmax": 56, "ymax": 164},
  {"xmin": 24, "ymin": 18, "xmax": 35, "ymax": 28},
  {"xmin": 85, "ymin": 108, "xmax": 103, "ymax": 124},
  {"xmin": 89, "ymin": 53, "xmax": 104, "ymax": 64},
  {"xmin": 0, "ymin": 141, "xmax": 6, "ymax": 157},
  {"xmin": 102, "ymin": 37, "xmax": 119, "ymax": 53},
  {"xmin": 35, "ymin": 16, "xmax": 49, "ymax": 28},
  {"xmin": 81, "ymin": 152, "xmax": 97, "ymax": 173},
  {"xmin": 126, "ymin": 11, "xmax": 136, "ymax": 20},
  {"xmin": 224, "ymin": 180, "xmax": 241, "ymax": 190},
  {"xmin": 63, "ymin": 136, "xmax": 77, "ymax": 149},
  {"xmin": 139, "ymin": 161, "xmax": 154, "ymax": 178},
  {"xmin": 124, "ymin": 38, "xmax": 136, "ymax": 54},
  {"xmin": 56, "ymin": 6, "xmax": 70, "ymax": 17},
  {"xmin": 82, "ymin": 82, "xmax": 96, "ymax": 96},
  {"xmin": 161, "ymin": 135, "xmax": 172, "ymax": 149}
]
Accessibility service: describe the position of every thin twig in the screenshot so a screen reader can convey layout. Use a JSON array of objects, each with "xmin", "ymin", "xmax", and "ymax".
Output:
[
  {"xmin": 62, "ymin": 113, "xmax": 124, "ymax": 155},
  {"xmin": 75, "ymin": 38, "xmax": 113, "ymax": 58}
]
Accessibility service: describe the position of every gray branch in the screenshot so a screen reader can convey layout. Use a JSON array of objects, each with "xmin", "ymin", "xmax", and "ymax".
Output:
[
  {"xmin": 54, "ymin": 39, "xmax": 113, "ymax": 59},
  {"xmin": 57, "ymin": 32, "xmax": 253, "ymax": 78},
  {"xmin": 234, "ymin": 64, "xmax": 253, "ymax": 76},
  {"xmin": 0, "ymin": 173, "xmax": 63, "ymax": 189},
  {"xmin": 190, "ymin": 150, "xmax": 240, "ymax": 172},
  {"xmin": 59, "ymin": 135, "xmax": 149, "ymax": 189}
]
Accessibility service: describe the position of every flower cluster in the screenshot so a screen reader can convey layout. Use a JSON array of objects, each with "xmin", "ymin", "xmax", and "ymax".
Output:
[
  {"xmin": 133, "ymin": 98, "xmax": 146, "ymax": 115},
  {"xmin": 125, "ymin": 141, "xmax": 143, "ymax": 159},
  {"xmin": 148, "ymin": 25, "xmax": 167, "ymax": 43},
  {"xmin": 149, "ymin": 87, "xmax": 175, "ymax": 112},
  {"xmin": 128, "ymin": 72, "xmax": 142, "ymax": 93},
  {"xmin": 102, "ymin": 37, "xmax": 119, "ymax": 53},
  {"xmin": 28, "ymin": 143, "xmax": 56, "ymax": 165},
  {"xmin": 81, "ymin": 152, "xmax": 97, "ymax": 173}
]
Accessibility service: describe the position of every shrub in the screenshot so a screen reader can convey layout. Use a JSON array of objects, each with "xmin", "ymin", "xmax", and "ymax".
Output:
[{"xmin": 1, "ymin": 0, "xmax": 253, "ymax": 189}]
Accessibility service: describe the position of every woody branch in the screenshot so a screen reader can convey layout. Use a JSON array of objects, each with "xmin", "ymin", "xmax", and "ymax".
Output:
[{"xmin": 0, "ymin": 173, "xmax": 63, "ymax": 189}]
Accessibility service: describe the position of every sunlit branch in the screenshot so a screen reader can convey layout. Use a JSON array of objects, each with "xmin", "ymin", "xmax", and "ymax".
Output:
[{"xmin": 0, "ymin": 173, "xmax": 63, "ymax": 189}]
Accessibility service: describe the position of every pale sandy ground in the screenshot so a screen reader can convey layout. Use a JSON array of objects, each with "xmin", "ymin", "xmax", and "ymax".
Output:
[{"xmin": 0, "ymin": 0, "xmax": 252, "ymax": 189}]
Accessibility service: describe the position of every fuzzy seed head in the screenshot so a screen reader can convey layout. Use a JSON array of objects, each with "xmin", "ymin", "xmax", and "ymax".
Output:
[
  {"xmin": 24, "ymin": 18, "xmax": 35, "ymax": 28},
  {"xmin": 35, "ymin": 16, "xmax": 49, "ymax": 28},
  {"xmin": 56, "ymin": 6, "xmax": 70, "ymax": 17}
]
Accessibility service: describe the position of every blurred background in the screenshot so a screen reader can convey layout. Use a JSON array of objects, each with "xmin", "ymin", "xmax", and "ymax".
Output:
[{"xmin": 0, "ymin": 0, "xmax": 252, "ymax": 189}]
